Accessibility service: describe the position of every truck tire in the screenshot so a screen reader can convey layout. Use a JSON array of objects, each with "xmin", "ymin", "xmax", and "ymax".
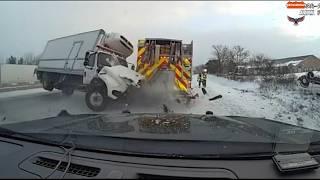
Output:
[
  {"xmin": 42, "ymin": 80, "xmax": 54, "ymax": 91},
  {"xmin": 62, "ymin": 87, "xmax": 74, "ymax": 96},
  {"xmin": 299, "ymin": 75, "xmax": 310, "ymax": 88},
  {"xmin": 85, "ymin": 87, "xmax": 108, "ymax": 112},
  {"xmin": 42, "ymin": 73, "xmax": 54, "ymax": 91}
]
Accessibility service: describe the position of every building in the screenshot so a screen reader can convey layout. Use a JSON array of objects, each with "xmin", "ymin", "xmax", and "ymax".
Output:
[
  {"xmin": 272, "ymin": 55, "xmax": 320, "ymax": 74},
  {"xmin": 235, "ymin": 65, "xmax": 259, "ymax": 75},
  {"xmin": 236, "ymin": 55, "xmax": 320, "ymax": 76}
]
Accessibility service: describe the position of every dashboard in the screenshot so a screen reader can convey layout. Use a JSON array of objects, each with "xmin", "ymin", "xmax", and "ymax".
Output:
[{"xmin": 1, "ymin": 136, "xmax": 320, "ymax": 179}]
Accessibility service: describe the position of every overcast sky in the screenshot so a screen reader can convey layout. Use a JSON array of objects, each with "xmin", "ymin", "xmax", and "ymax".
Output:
[{"xmin": 0, "ymin": 1, "xmax": 320, "ymax": 65}]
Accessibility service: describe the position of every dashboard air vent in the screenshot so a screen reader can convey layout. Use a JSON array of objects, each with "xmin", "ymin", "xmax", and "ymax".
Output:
[{"xmin": 32, "ymin": 157, "xmax": 100, "ymax": 177}]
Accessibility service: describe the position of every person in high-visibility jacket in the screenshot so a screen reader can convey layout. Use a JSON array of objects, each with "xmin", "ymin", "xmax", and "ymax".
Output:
[
  {"xmin": 201, "ymin": 69, "xmax": 208, "ymax": 88},
  {"xmin": 197, "ymin": 73, "xmax": 202, "ymax": 88}
]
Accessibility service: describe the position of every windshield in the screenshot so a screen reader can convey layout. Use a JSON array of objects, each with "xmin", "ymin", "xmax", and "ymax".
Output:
[
  {"xmin": 118, "ymin": 57, "xmax": 128, "ymax": 67},
  {"xmin": 97, "ymin": 53, "xmax": 120, "ymax": 67},
  {"xmin": 2, "ymin": 113, "xmax": 320, "ymax": 157},
  {"xmin": 1, "ymin": 1, "xmax": 320, "ymax": 158}
]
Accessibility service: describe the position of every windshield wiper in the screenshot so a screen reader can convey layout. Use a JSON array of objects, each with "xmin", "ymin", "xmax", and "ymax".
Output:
[
  {"xmin": 0, "ymin": 126, "xmax": 55, "ymax": 145},
  {"xmin": 192, "ymin": 152, "xmax": 276, "ymax": 160},
  {"xmin": 0, "ymin": 126, "xmax": 18, "ymax": 136},
  {"xmin": 0, "ymin": 126, "xmax": 37, "ymax": 138}
]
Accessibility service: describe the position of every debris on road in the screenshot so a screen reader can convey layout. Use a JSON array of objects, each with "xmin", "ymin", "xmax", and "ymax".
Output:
[
  {"xmin": 209, "ymin": 95, "xmax": 222, "ymax": 101},
  {"xmin": 201, "ymin": 88, "xmax": 207, "ymax": 95}
]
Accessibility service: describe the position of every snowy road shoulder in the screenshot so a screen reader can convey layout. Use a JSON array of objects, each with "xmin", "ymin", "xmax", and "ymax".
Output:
[
  {"xmin": 187, "ymin": 75, "xmax": 319, "ymax": 130},
  {"xmin": 188, "ymin": 75, "xmax": 286, "ymax": 118},
  {"xmin": 0, "ymin": 88, "xmax": 57, "ymax": 99}
]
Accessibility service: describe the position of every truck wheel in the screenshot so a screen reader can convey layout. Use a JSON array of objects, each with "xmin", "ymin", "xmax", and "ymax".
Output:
[
  {"xmin": 42, "ymin": 80, "xmax": 54, "ymax": 91},
  {"xmin": 62, "ymin": 87, "xmax": 74, "ymax": 96},
  {"xmin": 85, "ymin": 88, "xmax": 108, "ymax": 112},
  {"xmin": 299, "ymin": 75, "xmax": 310, "ymax": 88}
]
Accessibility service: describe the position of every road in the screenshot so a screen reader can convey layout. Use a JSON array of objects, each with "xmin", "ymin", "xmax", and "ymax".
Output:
[
  {"xmin": 1, "ymin": 75, "xmax": 319, "ymax": 130},
  {"xmin": 0, "ymin": 71, "xmax": 195, "ymax": 124},
  {"xmin": 0, "ymin": 84, "xmax": 187, "ymax": 125}
]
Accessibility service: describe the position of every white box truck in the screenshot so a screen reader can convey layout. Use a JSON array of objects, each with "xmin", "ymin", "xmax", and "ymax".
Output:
[{"xmin": 35, "ymin": 29, "xmax": 144, "ymax": 111}]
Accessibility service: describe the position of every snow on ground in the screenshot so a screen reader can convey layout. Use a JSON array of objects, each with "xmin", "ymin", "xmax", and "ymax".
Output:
[
  {"xmin": 258, "ymin": 80, "xmax": 320, "ymax": 130},
  {"xmin": 187, "ymin": 75, "xmax": 294, "ymax": 122},
  {"xmin": 0, "ymin": 88, "xmax": 52, "ymax": 99},
  {"xmin": 241, "ymin": 71, "xmax": 320, "ymax": 82},
  {"xmin": 186, "ymin": 74, "xmax": 320, "ymax": 130}
]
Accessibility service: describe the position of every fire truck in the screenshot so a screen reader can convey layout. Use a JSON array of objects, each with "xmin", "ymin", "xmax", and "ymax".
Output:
[{"xmin": 135, "ymin": 38, "xmax": 195, "ymax": 102}]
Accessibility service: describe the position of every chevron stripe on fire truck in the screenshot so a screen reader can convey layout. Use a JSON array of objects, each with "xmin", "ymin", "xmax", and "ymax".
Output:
[
  {"xmin": 173, "ymin": 64, "xmax": 189, "ymax": 92},
  {"xmin": 137, "ymin": 47, "xmax": 146, "ymax": 66},
  {"xmin": 142, "ymin": 58, "xmax": 168, "ymax": 80}
]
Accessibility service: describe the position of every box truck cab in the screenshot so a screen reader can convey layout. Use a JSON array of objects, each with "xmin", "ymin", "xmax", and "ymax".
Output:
[
  {"xmin": 35, "ymin": 29, "xmax": 144, "ymax": 111},
  {"xmin": 83, "ymin": 49, "xmax": 143, "ymax": 111}
]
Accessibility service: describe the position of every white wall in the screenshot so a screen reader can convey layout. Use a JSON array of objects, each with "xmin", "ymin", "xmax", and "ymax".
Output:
[{"xmin": 0, "ymin": 64, "xmax": 38, "ymax": 84}]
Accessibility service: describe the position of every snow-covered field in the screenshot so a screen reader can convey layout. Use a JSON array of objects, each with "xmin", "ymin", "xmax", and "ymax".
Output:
[{"xmin": 187, "ymin": 74, "xmax": 320, "ymax": 130}]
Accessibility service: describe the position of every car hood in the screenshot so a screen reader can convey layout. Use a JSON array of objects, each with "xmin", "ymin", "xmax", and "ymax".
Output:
[{"xmin": 2, "ymin": 112, "xmax": 318, "ymax": 144}]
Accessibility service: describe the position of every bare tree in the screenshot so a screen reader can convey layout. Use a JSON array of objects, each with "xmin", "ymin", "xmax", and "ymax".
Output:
[
  {"xmin": 232, "ymin": 45, "xmax": 250, "ymax": 65},
  {"xmin": 32, "ymin": 54, "xmax": 41, "ymax": 65},
  {"xmin": 248, "ymin": 53, "xmax": 273, "ymax": 75},
  {"xmin": 256, "ymin": 54, "xmax": 268, "ymax": 62},
  {"xmin": 249, "ymin": 53, "xmax": 265, "ymax": 67},
  {"xmin": 193, "ymin": 64, "xmax": 206, "ymax": 74},
  {"xmin": 262, "ymin": 59, "xmax": 274, "ymax": 75},
  {"xmin": 205, "ymin": 59, "xmax": 220, "ymax": 74},
  {"xmin": 23, "ymin": 53, "xmax": 35, "ymax": 65},
  {"xmin": 18, "ymin": 57, "xmax": 24, "ymax": 64},
  {"xmin": 211, "ymin": 45, "xmax": 230, "ymax": 74},
  {"xmin": 223, "ymin": 49, "xmax": 236, "ymax": 74},
  {"xmin": 211, "ymin": 44, "xmax": 251, "ymax": 75},
  {"xmin": 211, "ymin": 45, "xmax": 228, "ymax": 61},
  {"xmin": 7, "ymin": 56, "xmax": 17, "ymax": 64}
]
